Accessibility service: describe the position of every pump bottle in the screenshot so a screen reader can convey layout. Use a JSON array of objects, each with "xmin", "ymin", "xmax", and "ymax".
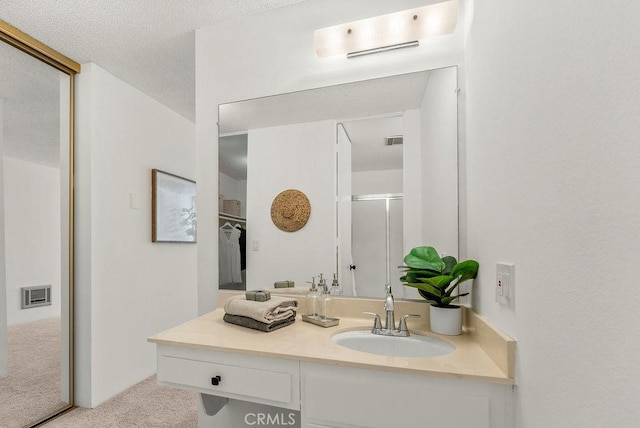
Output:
[
  {"xmin": 318, "ymin": 274, "xmax": 332, "ymax": 320},
  {"xmin": 306, "ymin": 277, "xmax": 320, "ymax": 317}
]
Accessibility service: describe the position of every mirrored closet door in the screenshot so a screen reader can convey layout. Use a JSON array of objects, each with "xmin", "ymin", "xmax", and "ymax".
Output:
[{"xmin": 0, "ymin": 20, "xmax": 78, "ymax": 427}]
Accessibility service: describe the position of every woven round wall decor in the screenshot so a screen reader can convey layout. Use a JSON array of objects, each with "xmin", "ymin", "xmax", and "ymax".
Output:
[{"xmin": 270, "ymin": 189, "xmax": 311, "ymax": 232}]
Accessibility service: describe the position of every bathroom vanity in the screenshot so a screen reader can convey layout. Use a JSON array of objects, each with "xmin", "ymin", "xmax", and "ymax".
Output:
[{"xmin": 148, "ymin": 295, "xmax": 515, "ymax": 428}]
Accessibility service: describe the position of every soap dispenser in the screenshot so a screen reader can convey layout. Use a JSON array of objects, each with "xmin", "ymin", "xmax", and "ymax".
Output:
[
  {"xmin": 305, "ymin": 276, "xmax": 320, "ymax": 317},
  {"xmin": 302, "ymin": 274, "xmax": 339, "ymax": 327},
  {"xmin": 318, "ymin": 274, "xmax": 332, "ymax": 320},
  {"xmin": 330, "ymin": 273, "xmax": 341, "ymax": 296}
]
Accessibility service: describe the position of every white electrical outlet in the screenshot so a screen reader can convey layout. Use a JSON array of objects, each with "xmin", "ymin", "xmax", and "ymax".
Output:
[{"xmin": 496, "ymin": 262, "xmax": 515, "ymax": 308}]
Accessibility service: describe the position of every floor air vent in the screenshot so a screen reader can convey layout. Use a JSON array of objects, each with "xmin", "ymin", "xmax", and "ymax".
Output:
[{"xmin": 21, "ymin": 285, "xmax": 52, "ymax": 309}]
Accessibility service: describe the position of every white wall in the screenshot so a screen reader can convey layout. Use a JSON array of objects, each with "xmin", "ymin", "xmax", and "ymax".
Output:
[
  {"xmin": 246, "ymin": 121, "xmax": 336, "ymax": 289},
  {"xmin": 401, "ymin": 68, "xmax": 459, "ymax": 300},
  {"xmin": 352, "ymin": 170, "xmax": 402, "ymax": 195},
  {"xmin": 403, "ymin": 110, "xmax": 423, "ymax": 256},
  {"xmin": 75, "ymin": 63, "xmax": 197, "ymax": 408},
  {"xmin": 3, "ymin": 157, "xmax": 60, "ymax": 325},
  {"xmin": 196, "ymin": 0, "xmax": 467, "ymax": 312},
  {"xmin": 466, "ymin": 1, "xmax": 640, "ymax": 426},
  {"xmin": 0, "ymin": 100, "xmax": 7, "ymax": 378},
  {"xmin": 219, "ymin": 172, "xmax": 246, "ymax": 218},
  {"xmin": 420, "ymin": 67, "xmax": 458, "ymax": 258},
  {"xmin": 336, "ymin": 125, "xmax": 352, "ymax": 295}
]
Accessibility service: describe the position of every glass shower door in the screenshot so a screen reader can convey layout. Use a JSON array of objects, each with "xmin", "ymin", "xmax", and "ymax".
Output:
[{"xmin": 351, "ymin": 195, "xmax": 403, "ymax": 298}]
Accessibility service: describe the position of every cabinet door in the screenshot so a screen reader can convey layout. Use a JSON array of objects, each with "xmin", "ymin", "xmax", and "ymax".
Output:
[{"xmin": 302, "ymin": 363, "xmax": 498, "ymax": 428}]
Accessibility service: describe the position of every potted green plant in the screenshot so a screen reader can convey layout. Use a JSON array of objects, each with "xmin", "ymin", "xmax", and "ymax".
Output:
[{"xmin": 399, "ymin": 246, "xmax": 479, "ymax": 335}]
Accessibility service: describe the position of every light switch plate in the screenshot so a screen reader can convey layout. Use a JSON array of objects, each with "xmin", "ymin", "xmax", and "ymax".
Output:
[
  {"xmin": 496, "ymin": 262, "xmax": 515, "ymax": 308},
  {"xmin": 129, "ymin": 193, "xmax": 139, "ymax": 209}
]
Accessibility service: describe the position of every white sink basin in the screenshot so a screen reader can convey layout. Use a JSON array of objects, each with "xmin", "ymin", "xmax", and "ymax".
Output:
[{"xmin": 331, "ymin": 330, "xmax": 455, "ymax": 358}]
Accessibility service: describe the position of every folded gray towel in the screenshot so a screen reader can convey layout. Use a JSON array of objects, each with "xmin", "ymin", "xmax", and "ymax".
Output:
[
  {"xmin": 245, "ymin": 290, "xmax": 271, "ymax": 301},
  {"xmin": 223, "ymin": 313, "xmax": 296, "ymax": 332},
  {"xmin": 224, "ymin": 295, "xmax": 298, "ymax": 324},
  {"xmin": 274, "ymin": 280, "xmax": 295, "ymax": 288}
]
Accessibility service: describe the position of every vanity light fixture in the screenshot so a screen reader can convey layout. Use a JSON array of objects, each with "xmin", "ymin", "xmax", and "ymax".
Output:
[
  {"xmin": 346, "ymin": 41, "xmax": 419, "ymax": 59},
  {"xmin": 314, "ymin": 0, "xmax": 458, "ymax": 59}
]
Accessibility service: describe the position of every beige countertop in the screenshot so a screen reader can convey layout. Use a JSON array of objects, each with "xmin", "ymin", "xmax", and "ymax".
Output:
[{"xmin": 149, "ymin": 293, "xmax": 515, "ymax": 385}]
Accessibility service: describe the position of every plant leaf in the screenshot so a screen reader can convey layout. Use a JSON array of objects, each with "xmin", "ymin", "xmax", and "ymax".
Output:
[
  {"xmin": 398, "ymin": 266, "xmax": 440, "ymax": 275},
  {"xmin": 405, "ymin": 282, "xmax": 442, "ymax": 299},
  {"xmin": 418, "ymin": 275, "xmax": 454, "ymax": 290},
  {"xmin": 450, "ymin": 260, "xmax": 480, "ymax": 284},
  {"xmin": 403, "ymin": 247, "xmax": 445, "ymax": 272},
  {"xmin": 400, "ymin": 272, "xmax": 419, "ymax": 283},
  {"xmin": 417, "ymin": 289, "xmax": 440, "ymax": 303},
  {"xmin": 441, "ymin": 292, "xmax": 469, "ymax": 306},
  {"xmin": 401, "ymin": 268, "xmax": 440, "ymax": 279},
  {"xmin": 442, "ymin": 256, "xmax": 457, "ymax": 274}
]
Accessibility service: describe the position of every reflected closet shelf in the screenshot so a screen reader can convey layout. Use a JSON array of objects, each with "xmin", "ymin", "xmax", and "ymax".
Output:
[{"xmin": 219, "ymin": 212, "xmax": 246, "ymax": 223}]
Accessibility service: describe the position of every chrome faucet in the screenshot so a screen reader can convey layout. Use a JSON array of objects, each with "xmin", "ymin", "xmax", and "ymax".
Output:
[
  {"xmin": 384, "ymin": 283, "xmax": 395, "ymax": 331},
  {"xmin": 363, "ymin": 284, "xmax": 420, "ymax": 337}
]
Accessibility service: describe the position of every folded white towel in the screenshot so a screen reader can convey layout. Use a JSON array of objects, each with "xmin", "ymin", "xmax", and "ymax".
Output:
[{"xmin": 224, "ymin": 295, "xmax": 298, "ymax": 324}]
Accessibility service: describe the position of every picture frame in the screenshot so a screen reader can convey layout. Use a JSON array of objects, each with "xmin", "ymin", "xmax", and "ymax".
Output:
[{"xmin": 151, "ymin": 169, "xmax": 197, "ymax": 243}]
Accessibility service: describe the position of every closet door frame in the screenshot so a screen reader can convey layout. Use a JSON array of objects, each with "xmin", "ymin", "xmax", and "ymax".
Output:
[{"xmin": 0, "ymin": 19, "xmax": 80, "ymax": 426}]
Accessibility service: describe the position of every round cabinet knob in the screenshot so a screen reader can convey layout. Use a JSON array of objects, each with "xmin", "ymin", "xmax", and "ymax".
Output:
[{"xmin": 211, "ymin": 375, "xmax": 222, "ymax": 386}]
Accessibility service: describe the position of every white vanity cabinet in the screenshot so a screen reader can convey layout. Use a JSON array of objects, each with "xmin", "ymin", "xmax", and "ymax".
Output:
[
  {"xmin": 301, "ymin": 363, "xmax": 514, "ymax": 428},
  {"xmin": 155, "ymin": 343, "xmax": 514, "ymax": 428},
  {"xmin": 150, "ymin": 309, "xmax": 516, "ymax": 428}
]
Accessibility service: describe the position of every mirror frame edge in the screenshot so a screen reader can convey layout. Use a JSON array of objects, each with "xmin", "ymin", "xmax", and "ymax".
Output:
[{"xmin": 0, "ymin": 18, "xmax": 79, "ymax": 425}]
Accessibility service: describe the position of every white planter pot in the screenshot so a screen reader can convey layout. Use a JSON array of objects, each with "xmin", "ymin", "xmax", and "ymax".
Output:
[{"xmin": 429, "ymin": 304, "xmax": 462, "ymax": 336}]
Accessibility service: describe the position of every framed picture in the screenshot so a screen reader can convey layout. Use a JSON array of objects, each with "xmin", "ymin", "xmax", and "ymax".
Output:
[{"xmin": 152, "ymin": 169, "xmax": 197, "ymax": 243}]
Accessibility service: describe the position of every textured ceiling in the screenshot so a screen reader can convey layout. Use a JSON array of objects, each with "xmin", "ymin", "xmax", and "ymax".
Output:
[
  {"xmin": 0, "ymin": 41, "xmax": 64, "ymax": 168},
  {"xmin": 343, "ymin": 115, "xmax": 404, "ymax": 173},
  {"xmin": 219, "ymin": 71, "xmax": 430, "ymax": 134},
  {"xmin": 0, "ymin": 0, "xmax": 308, "ymax": 167},
  {"xmin": 218, "ymin": 70, "xmax": 431, "ymax": 176},
  {"xmin": 219, "ymin": 134, "xmax": 248, "ymax": 180},
  {"xmin": 0, "ymin": 0, "xmax": 308, "ymax": 122}
]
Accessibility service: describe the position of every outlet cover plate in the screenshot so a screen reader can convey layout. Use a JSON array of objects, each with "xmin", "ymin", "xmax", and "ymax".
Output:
[{"xmin": 496, "ymin": 262, "xmax": 515, "ymax": 308}]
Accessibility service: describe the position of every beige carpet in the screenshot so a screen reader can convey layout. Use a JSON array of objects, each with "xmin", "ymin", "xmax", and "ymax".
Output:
[
  {"xmin": 0, "ymin": 317, "xmax": 66, "ymax": 428},
  {"xmin": 0, "ymin": 318, "xmax": 198, "ymax": 427},
  {"xmin": 46, "ymin": 375, "xmax": 197, "ymax": 428}
]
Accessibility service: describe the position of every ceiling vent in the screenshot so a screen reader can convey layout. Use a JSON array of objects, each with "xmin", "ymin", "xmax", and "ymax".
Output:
[{"xmin": 385, "ymin": 135, "xmax": 403, "ymax": 146}]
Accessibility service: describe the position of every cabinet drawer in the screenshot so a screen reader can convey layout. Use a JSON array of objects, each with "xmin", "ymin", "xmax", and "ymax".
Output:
[{"xmin": 158, "ymin": 355, "xmax": 293, "ymax": 404}]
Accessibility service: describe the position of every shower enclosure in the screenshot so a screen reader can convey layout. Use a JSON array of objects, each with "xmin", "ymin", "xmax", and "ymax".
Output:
[{"xmin": 350, "ymin": 194, "xmax": 403, "ymax": 298}]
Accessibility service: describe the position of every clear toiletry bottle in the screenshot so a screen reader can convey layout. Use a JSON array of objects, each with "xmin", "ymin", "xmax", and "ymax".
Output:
[
  {"xmin": 330, "ymin": 273, "xmax": 341, "ymax": 296},
  {"xmin": 319, "ymin": 275, "xmax": 332, "ymax": 320},
  {"xmin": 306, "ymin": 276, "xmax": 320, "ymax": 317}
]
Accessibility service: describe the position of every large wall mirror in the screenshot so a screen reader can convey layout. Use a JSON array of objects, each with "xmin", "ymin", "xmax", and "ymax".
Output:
[
  {"xmin": 218, "ymin": 66, "xmax": 458, "ymax": 300},
  {"xmin": 0, "ymin": 21, "xmax": 78, "ymax": 427}
]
